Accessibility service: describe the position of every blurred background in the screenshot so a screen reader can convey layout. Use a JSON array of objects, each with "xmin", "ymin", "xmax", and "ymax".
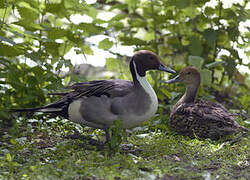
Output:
[{"xmin": 0, "ymin": 0, "xmax": 249, "ymax": 127}]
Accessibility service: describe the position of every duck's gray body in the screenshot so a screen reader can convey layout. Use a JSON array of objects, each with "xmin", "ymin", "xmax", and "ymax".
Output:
[{"xmin": 67, "ymin": 77, "xmax": 158, "ymax": 129}]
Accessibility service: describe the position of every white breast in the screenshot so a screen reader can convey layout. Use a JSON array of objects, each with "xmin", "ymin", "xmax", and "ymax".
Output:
[{"xmin": 136, "ymin": 75, "xmax": 158, "ymax": 118}]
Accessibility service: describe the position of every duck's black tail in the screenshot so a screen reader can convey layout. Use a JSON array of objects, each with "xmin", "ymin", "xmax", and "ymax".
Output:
[{"xmin": 10, "ymin": 98, "xmax": 70, "ymax": 119}]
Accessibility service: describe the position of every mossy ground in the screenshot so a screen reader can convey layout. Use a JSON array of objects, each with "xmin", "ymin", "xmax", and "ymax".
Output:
[{"xmin": 0, "ymin": 117, "xmax": 249, "ymax": 180}]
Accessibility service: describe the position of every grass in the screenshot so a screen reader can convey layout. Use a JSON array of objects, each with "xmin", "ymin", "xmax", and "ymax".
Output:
[{"xmin": 0, "ymin": 117, "xmax": 249, "ymax": 180}]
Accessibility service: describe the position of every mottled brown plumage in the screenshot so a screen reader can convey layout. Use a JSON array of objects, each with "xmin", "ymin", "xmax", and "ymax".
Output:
[{"xmin": 166, "ymin": 66, "xmax": 248, "ymax": 140}]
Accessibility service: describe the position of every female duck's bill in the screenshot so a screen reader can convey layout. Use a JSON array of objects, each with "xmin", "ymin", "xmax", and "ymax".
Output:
[{"xmin": 165, "ymin": 74, "xmax": 181, "ymax": 84}]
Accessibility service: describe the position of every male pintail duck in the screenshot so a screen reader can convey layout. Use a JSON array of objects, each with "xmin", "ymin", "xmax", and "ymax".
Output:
[
  {"xmin": 165, "ymin": 66, "xmax": 248, "ymax": 140},
  {"xmin": 12, "ymin": 50, "xmax": 176, "ymax": 142}
]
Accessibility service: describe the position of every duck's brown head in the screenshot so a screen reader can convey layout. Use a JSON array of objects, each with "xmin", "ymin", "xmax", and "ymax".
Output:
[
  {"xmin": 130, "ymin": 50, "xmax": 176, "ymax": 77},
  {"xmin": 165, "ymin": 66, "xmax": 201, "ymax": 85}
]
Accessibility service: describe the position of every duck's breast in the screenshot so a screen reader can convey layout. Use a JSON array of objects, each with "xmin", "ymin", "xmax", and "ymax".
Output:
[{"xmin": 111, "ymin": 86, "xmax": 158, "ymax": 129}]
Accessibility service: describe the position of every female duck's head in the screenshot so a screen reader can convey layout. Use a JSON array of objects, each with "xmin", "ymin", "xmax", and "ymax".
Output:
[
  {"xmin": 165, "ymin": 66, "xmax": 201, "ymax": 104},
  {"xmin": 165, "ymin": 66, "xmax": 201, "ymax": 86}
]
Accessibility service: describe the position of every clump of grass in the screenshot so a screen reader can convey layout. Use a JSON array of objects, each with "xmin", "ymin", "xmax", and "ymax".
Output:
[{"xmin": 0, "ymin": 117, "xmax": 249, "ymax": 180}]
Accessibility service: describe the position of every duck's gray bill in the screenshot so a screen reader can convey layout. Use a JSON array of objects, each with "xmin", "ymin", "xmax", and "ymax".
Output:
[
  {"xmin": 159, "ymin": 64, "xmax": 176, "ymax": 74},
  {"xmin": 165, "ymin": 74, "xmax": 181, "ymax": 84}
]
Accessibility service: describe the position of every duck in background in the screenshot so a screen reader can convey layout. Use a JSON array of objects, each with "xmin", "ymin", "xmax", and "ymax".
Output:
[
  {"xmin": 165, "ymin": 66, "xmax": 248, "ymax": 140},
  {"xmin": 12, "ymin": 50, "xmax": 176, "ymax": 143}
]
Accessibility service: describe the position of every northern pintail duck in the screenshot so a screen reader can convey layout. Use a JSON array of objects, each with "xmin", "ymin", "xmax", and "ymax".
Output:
[
  {"xmin": 13, "ymin": 50, "xmax": 176, "ymax": 142},
  {"xmin": 165, "ymin": 66, "xmax": 248, "ymax": 140}
]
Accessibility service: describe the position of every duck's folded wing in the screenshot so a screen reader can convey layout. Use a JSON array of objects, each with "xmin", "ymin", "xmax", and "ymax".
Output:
[
  {"xmin": 11, "ymin": 80, "xmax": 133, "ymax": 117},
  {"xmin": 66, "ymin": 79, "xmax": 134, "ymax": 98},
  {"xmin": 172, "ymin": 100, "xmax": 236, "ymax": 127}
]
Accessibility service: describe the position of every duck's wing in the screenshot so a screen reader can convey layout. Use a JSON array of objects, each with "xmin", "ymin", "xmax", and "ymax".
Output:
[
  {"xmin": 66, "ymin": 79, "xmax": 133, "ymax": 98},
  {"xmin": 11, "ymin": 80, "xmax": 134, "ymax": 119},
  {"xmin": 170, "ymin": 99, "xmax": 247, "ymax": 140}
]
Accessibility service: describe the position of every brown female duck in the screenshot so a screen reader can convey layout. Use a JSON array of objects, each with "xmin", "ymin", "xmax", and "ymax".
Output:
[{"xmin": 165, "ymin": 66, "xmax": 248, "ymax": 140}]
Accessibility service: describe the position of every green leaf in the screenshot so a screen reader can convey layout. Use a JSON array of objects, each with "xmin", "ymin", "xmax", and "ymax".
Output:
[
  {"xmin": 217, "ymin": 31, "xmax": 230, "ymax": 49},
  {"xmin": 47, "ymin": 28, "xmax": 68, "ymax": 40},
  {"xmin": 204, "ymin": 7, "xmax": 215, "ymax": 16},
  {"xmin": 58, "ymin": 43, "xmax": 73, "ymax": 56},
  {"xmin": 128, "ymin": 18, "xmax": 146, "ymax": 28},
  {"xmin": 106, "ymin": 58, "xmax": 120, "ymax": 72},
  {"xmin": 13, "ymin": 20, "xmax": 43, "ymax": 31},
  {"xmin": 78, "ymin": 23, "xmax": 105, "ymax": 35},
  {"xmin": 119, "ymin": 36, "xmax": 147, "ymax": 46},
  {"xmin": 98, "ymin": 38, "xmax": 113, "ymax": 50},
  {"xmin": 203, "ymin": 28, "xmax": 218, "ymax": 46},
  {"xmin": 17, "ymin": 6, "xmax": 39, "ymax": 22},
  {"xmin": 81, "ymin": 45, "xmax": 93, "ymax": 55},
  {"xmin": 6, "ymin": 153, "xmax": 13, "ymax": 162},
  {"xmin": 110, "ymin": 14, "xmax": 127, "ymax": 21},
  {"xmin": 160, "ymin": 88, "xmax": 172, "ymax": 98},
  {"xmin": 222, "ymin": 56, "xmax": 236, "ymax": 79},
  {"xmin": 201, "ymin": 69, "xmax": 212, "ymax": 86},
  {"xmin": 188, "ymin": 36, "xmax": 203, "ymax": 56},
  {"xmin": 46, "ymin": 2, "xmax": 66, "ymax": 18},
  {"xmin": 86, "ymin": 6, "xmax": 98, "ymax": 19},
  {"xmin": 168, "ymin": 0, "xmax": 190, "ymax": 9},
  {"xmin": 125, "ymin": 0, "xmax": 140, "ymax": 13},
  {"xmin": 188, "ymin": 56, "xmax": 204, "ymax": 69},
  {"xmin": 10, "ymin": 138, "xmax": 17, "ymax": 145},
  {"xmin": 239, "ymin": 94, "xmax": 249, "ymax": 110},
  {"xmin": 64, "ymin": 76, "xmax": 71, "ymax": 86},
  {"xmin": 144, "ymin": 32, "xmax": 155, "ymax": 41},
  {"xmin": 43, "ymin": 42, "xmax": 60, "ymax": 57},
  {"xmin": 0, "ymin": 43, "xmax": 23, "ymax": 57},
  {"xmin": 0, "ymin": 0, "xmax": 7, "ymax": 8},
  {"xmin": 109, "ymin": 3, "xmax": 127, "ymax": 11},
  {"xmin": 108, "ymin": 21, "xmax": 124, "ymax": 30},
  {"xmin": 64, "ymin": 0, "xmax": 79, "ymax": 9}
]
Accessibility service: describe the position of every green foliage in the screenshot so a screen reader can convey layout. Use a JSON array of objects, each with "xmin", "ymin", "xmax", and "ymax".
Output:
[
  {"xmin": 98, "ymin": 38, "xmax": 113, "ymax": 50},
  {"xmin": 0, "ymin": 0, "xmax": 249, "ymax": 178},
  {"xmin": 188, "ymin": 56, "xmax": 204, "ymax": 69},
  {"xmin": 108, "ymin": 120, "xmax": 127, "ymax": 154},
  {"xmin": 0, "ymin": 0, "xmax": 249, "ymax": 116}
]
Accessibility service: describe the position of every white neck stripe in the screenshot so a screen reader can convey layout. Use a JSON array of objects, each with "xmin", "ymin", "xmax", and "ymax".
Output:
[
  {"xmin": 133, "ymin": 61, "xmax": 156, "ymax": 95},
  {"xmin": 132, "ymin": 61, "xmax": 158, "ymax": 117}
]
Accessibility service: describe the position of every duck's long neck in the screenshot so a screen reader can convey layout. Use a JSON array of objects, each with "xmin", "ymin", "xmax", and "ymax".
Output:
[
  {"xmin": 130, "ymin": 60, "xmax": 144, "ymax": 87},
  {"xmin": 130, "ymin": 60, "xmax": 158, "ymax": 111},
  {"xmin": 130, "ymin": 60, "xmax": 156, "ymax": 94},
  {"xmin": 177, "ymin": 81, "xmax": 200, "ymax": 106}
]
